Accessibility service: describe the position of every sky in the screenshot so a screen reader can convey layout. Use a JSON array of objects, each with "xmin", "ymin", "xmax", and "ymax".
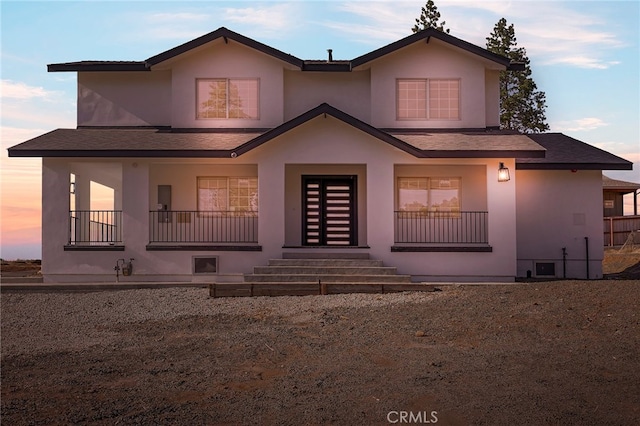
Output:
[{"xmin": 1, "ymin": 0, "xmax": 639, "ymax": 260}]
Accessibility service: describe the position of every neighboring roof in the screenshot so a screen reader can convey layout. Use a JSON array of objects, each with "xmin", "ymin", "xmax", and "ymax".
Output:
[
  {"xmin": 8, "ymin": 104, "xmax": 546, "ymax": 159},
  {"xmin": 602, "ymin": 175, "xmax": 640, "ymax": 192},
  {"xmin": 516, "ymin": 133, "xmax": 633, "ymax": 170},
  {"xmin": 47, "ymin": 26, "xmax": 518, "ymax": 73}
]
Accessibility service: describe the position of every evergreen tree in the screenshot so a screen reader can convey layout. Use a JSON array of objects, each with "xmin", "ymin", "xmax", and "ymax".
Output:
[
  {"xmin": 486, "ymin": 18, "xmax": 549, "ymax": 133},
  {"xmin": 412, "ymin": 0, "xmax": 450, "ymax": 34}
]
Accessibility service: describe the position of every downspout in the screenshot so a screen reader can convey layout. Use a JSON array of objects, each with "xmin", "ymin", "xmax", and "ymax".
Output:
[
  {"xmin": 584, "ymin": 237, "xmax": 590, "ymax": 280},
  {"xmin": 562, "ymin": 247, "xmax": 567, "ymax": 279}
]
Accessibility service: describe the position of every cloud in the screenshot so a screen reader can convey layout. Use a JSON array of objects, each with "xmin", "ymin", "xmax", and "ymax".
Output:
[
  {"xmin": 327, "ymin": 2, "xmax": 417, "ymax": 44},
  {"xmin": 551, "ymin": 117, "xmax": 609, "ymax": 132},
  {"xmin": 221, "ymin": 3, "xmax": 302, "ymax": 38},
  {"xmin": 329, "ymin": 1, "xmax": 628, "ymax": 70},
  {"xmin": 1, "ymin": 80, "xmax": 58, "ymax": 100}
]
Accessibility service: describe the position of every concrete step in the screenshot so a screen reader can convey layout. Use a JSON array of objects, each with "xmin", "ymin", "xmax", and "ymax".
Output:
[
  {"xmin": 268, "ymin": 258, "xmax": 383, "ymax": 267},
  {"xmin": 282, "ymin": 252, "xmax": 370, "ymax": 260},
  {"xmin": 253, "ymin": 266, "xmax": 398, "ymax": 275},
  {"xmin": 210, "ymin": 282, "xmax": 441, "ymax": 298},
  {"xmin": 243, "ymin": 273, "xmax": 412, "ymax": 283}
]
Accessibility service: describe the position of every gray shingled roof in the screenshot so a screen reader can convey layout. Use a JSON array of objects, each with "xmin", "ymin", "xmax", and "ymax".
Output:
[
  {"xmin": 516, "ymin": 133, "xmax": 633, "ymax": 170},
  {"xmin": 7, "ymin": 106, "xmax": 632, "ymax": 170},
  {"xmin": 390, "ymin": 132, "xmax": 544, "ymax": 157},
  {"xmin": 7, "ymin": 128, "xmax": 263, "ymax": 158},
  {"xmin": 8, "ymin": 104, "xmax": 545, "ymax": 159}
]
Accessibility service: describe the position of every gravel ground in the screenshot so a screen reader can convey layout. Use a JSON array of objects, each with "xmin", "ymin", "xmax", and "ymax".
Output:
[{"xmin": 2, "ymin": 280, "xmax": 640, "ymax": 425}]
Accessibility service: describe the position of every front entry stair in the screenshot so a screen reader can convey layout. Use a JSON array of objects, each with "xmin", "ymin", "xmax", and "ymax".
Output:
[{"xmin": 209, "ymin": 253, "xmax": 438, "ymax": 297}]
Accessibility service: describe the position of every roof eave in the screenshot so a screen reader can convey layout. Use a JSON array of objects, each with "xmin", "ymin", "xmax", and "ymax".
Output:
[
  {"xmin": 48, "ymin": 62, "xmax": 149, "ymax": 72},
  {"xmin": 516, "ymin": 163, "xmax": 633, "ymax": 171},
  {"xmin": 8, "ymin": 149, "xmax": 235, "ymax": 158},
  {"xmin": 418, "ymin": 150, "xmax": 545, "ymax": 159}
]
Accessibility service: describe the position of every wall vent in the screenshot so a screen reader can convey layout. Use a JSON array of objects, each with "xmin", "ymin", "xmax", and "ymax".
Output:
[
  {"xmin": 193, "ymin": 256, "xmax": 218, "ymax": 275},
  {"xmin": 535, "ymin": 262, "xmax": 556, "ymax": 277}
]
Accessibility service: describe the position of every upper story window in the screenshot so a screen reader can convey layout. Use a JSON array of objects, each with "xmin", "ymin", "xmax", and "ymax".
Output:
[
  {"xmin": 397, "ymin": 79, "xmax": 460, "ymax": 120},
  {"xmin": 197, "ymin": 78, "xmax": 259, "ymax": 119}
]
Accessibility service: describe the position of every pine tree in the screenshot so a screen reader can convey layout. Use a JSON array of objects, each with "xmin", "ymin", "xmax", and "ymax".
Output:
[
  {"xmin": 486, "ymin": 18, "xmax": 549, "ymax": 133},
  {"xmin": 412, "ymin": 0, "xmax": 450, "ymax": 34}
]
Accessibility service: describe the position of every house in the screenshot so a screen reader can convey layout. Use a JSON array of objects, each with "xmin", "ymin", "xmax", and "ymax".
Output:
[
  {"xmin": 602, "ymin": 175, "xmax": 639, "ymax": 217},
  {"xmin": 8, "ymin": 27, "xmax": 632, "ymax": 285}
]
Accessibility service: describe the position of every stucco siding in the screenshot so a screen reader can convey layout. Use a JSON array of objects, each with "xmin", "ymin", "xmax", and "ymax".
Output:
[
  {"xmin": 516, "ymin": 169, "xmax": 604, "ymax": 279},
  {"xmin": 485, "ymin": 70, "xmax": 500, "ymax": 128},
  {"xmin": 368, "ymin": 41, "xmax": 488, "ymax": 128},
  {"xmin": 283, "ymin": 69, "xmax": 371, "ymax": 122},
  {"xmin": 78, "ymin": 72, "xmax": 171, "ymax": 127},
  {"xmin": 169, "ymin": 40, "xmax": 284, "ymax": 128}
]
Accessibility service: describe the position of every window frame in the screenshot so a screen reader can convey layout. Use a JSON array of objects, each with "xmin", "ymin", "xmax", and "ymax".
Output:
[
  {"xmin": 197, "ymin": 176, "xmax": 258, "ymax": 217},
  {"xmin": 396, "ymin": 78, "xmax": 461, "ymax": 121},
  {"xmin": 397, "ymin": 176, "xmax": 461, "ymax": 217},
  {"xmin": 196, "ymin": 78, "xmax": 260, "ymax": 120}
]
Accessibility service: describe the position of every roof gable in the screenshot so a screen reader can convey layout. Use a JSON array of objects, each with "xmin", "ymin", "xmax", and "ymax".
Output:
[
  {"xmin": 351, "ymin": 28, "xmax": 522, "ymax": 71},
  {"xmin": 146, "ymin": 27, "xmax": 304, "ymax": 69}
]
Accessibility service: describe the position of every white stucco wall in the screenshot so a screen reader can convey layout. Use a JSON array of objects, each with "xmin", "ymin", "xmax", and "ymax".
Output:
[
  {"xmin": 78, "ymin": 72, "xmax": 171, "ymax": 126},
  {"xmin": 484, "ymin": 70, "xmax": 501, "ymax": 128},
  {"xmin": 41, "ymin": 119, "xmax": 521, "ymax": 282},
  {"xmin": 283, "ymin": 69, "xmax": 371, "ymax": 122},
  {"xmin": 367, "ymin": 40, "xmax": 491, "ymax": 129},
  {"xmin": 516, "ymin": 169, "xmax": 604, "ymax": 279},
  {"xmin": 168, "ymin": 40, "xmax": 285, "ymax": 128}
]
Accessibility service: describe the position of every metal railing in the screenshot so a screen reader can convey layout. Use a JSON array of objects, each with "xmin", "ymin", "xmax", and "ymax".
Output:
[
  {"xmin": 149, "ymin": 210, "xmax": 258, "ymax": 244},
  {"xmin": 69, "ymin": 210, "xmax": 122, "ymax": 245},
  {"xmin": 394, "ymin": 211, "xmax": 488, "ymax": 244}
]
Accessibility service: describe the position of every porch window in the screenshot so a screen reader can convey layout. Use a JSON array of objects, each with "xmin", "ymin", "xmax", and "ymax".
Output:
[
  {"xmin": 196, "ymin": 78, "xmax": 259, "ymax": 119},
  {"xmin": 397, "ymin": 177, "xmax": 460, "ymax": 215},
  {"xmin": 197, "ymin": 177, "xmax": 258, "ymax": 215},
  {"xmin": 397, "ymin": 79, "xmax": 460, "ymax": 120}
]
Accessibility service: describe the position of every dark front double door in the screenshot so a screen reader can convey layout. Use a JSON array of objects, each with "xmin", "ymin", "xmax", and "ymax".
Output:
[{"xmin": 302, "ymin": 176, "xmax": 357, "ymax": 246}]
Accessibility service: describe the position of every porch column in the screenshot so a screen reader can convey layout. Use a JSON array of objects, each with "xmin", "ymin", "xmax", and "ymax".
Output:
[
  {"xmin": 121, "ymin": 161, "xmax": 149, "ymax": 254},
  {"xmin": 366, "ymin": 162, "xmax": 395, "ymax": 257},
  {"xmin": 41, "ymin": 159, "xmax": 72, "ymax": 277},
  {"xmin": 257, "ymin": 162, "xmax": 285, "ymax": 253},
  {"xmin": 488, "ymin": 159, "xmax": 517, "ymax": 276}
]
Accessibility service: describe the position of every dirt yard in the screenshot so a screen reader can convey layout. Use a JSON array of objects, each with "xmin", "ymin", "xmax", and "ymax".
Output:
[{"xmin": 2, "ymin": 250, "xmax": 639, "ymax": 425}]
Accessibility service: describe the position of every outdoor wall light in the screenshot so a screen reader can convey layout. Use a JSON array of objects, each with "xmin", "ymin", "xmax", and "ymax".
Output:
[{"xmin": 498, "ymin": 162, "xmax": 510, "ymax": 182}]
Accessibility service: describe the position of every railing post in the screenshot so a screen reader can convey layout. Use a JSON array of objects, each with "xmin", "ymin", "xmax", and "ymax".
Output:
[{"xmin": 609, "ymin": 217, "xmax": 614, "ymax": 247}]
